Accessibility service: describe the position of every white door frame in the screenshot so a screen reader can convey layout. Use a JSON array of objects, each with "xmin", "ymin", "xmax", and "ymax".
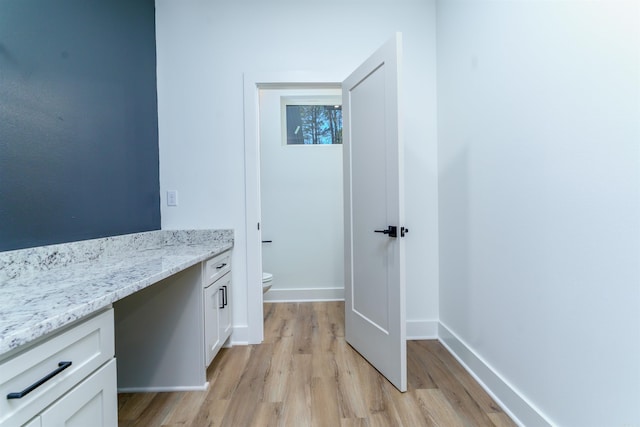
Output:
[{"xmin": 243, "ymin": 71, "xmax": 344, "ymax": 344}]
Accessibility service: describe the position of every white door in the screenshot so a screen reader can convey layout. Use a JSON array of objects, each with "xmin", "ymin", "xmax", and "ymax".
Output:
[{"xmin": 342, "ymin": 33, "xmax": 406, "ymax": 392}]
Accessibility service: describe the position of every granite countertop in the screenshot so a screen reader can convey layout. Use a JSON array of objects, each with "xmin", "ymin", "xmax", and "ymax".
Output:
[{"xmin": 0, "ymin": 229, "xmax": 233, "ymax": 359}]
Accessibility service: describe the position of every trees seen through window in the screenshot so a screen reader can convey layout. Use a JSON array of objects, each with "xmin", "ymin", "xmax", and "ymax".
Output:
[{"xmin": 285, "ymin": 105, "xmax": 343, "ymax": 145}]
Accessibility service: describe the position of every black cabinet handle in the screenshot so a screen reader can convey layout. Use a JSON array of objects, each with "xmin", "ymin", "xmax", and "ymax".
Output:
[
  {"xmin": 215, "ymin": 263, "xmax": 227, "ymax": 270},
  {"xmin": 222, "ymin": 285, "xmax": 228, "ymax": 307},
  {"xmin": 218, "ymin": 286, "xmax": 228, "ymax": 308},
  {"xmin": 7, "ymin": 361, "xmax": 72, "ymax": 399},
  {"xmin": 261, "ymin": 240, "xmax": 272, "ymax": 243}
]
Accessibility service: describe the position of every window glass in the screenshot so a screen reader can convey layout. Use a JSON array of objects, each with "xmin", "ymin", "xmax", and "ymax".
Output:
[{"xmin": 282, "ymin": 97, "xmax": 342, "ymax": 145}]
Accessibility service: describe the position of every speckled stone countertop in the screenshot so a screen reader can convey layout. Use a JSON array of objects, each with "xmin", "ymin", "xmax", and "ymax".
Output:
[{"xmin": 0, "ymin": 229, "xmax": 233, "ymax": 358}]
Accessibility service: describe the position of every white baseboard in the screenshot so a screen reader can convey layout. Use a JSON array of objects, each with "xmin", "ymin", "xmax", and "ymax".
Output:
[
  {"xmin": 438, "ymin": 323, "xmax": 552, "ymax": 427},
  {"xmin": 118, "ymin": 382, "xmax": 209, "ymax": 393},
  {"xmin": 263, "ymin": 287, "xmax": 344, "ymax": 302},
  {"xmin": 406, "ymin": 319, "xmax": 438, "ymax": 340}
]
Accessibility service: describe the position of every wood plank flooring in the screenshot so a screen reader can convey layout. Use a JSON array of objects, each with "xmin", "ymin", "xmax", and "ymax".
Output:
[{"xmin": 118, "ymin": 302, "xmax": 517, "ymax": 427}]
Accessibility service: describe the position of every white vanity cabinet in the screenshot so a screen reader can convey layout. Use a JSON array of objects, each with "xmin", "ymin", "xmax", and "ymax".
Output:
[
  {"xmin": 203, "ymin": 250, "xmax": 232, "ymax": 367},
  {"xmin": 0, "ymin": 309, "xmax": 116, "ymax": 427},
  {"xmin": 0, "ymin": 230, "xmax": 234, "ymax": 424}
]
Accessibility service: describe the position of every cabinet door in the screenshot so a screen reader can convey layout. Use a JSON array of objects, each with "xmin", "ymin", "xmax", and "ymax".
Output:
[
  {"xmin": 40, "ymin": 359, "xmax": 117, "ymax": 427},
  {"xmin": 218, "ymin": 274, "xmax": 232, "ymax": 344},
  {"xmin": 204, "ymin": 285, "xmax": 221, "ymax": 367}
]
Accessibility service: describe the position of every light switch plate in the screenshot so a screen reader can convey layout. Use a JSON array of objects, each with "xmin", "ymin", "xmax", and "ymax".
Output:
[{"xmin": 167, "ymin": 190, "xmax": 178, "ymax": 206}]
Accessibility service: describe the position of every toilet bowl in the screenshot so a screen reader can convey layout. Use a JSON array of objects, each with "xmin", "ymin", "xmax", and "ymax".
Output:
[{"xmin": 262, "ymin": 272, "xmax": 273, "ymax": 294}]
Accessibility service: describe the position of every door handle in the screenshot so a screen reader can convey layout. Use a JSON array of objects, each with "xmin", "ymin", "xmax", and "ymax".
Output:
[
  {"xmin": 374, "ymin": 226, "xmax": 408, "ymax": 238},
  {"xmin": 374, "ymin": 226, "xmax": 398, "ymax": 238}
]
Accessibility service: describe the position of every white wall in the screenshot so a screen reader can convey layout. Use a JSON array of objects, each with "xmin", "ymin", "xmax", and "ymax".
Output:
[
  {"xmin": 260, "ymin": 88, "xmax": 344, "ymax": 301},
  {"xmin": 155, "ymin": 0, "xmax": 439, "ymax": 338},
  {"xmin": 437, "ymin": 1, "xmax": 640, "ymax": 426}
]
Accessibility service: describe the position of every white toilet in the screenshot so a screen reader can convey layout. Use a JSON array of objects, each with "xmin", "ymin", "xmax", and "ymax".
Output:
[{"xmin": 262, "ymin": 272, "xmax": 273, "ymax": 294}]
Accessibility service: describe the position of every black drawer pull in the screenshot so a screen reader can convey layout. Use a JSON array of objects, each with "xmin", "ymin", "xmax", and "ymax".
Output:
[
  {"xmin": 215, "ymin": 263, "xmax": 227, "ymax": 270},
  {"xmin": 7, "ymin": 361, "xmax": 72, "ymax": 399}
]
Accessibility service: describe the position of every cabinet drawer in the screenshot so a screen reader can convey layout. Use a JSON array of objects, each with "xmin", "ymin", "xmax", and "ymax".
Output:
[
  {"xmin": 0, "ymin": 309, "xmax": 114, "ymax": 427},
  {"xmin": 203, "ymin": 250, "xmax": 231, "ymax": 287},
  {"xmin": 40, "ymin": 359, "xmax": 117, "ymax": 427}
]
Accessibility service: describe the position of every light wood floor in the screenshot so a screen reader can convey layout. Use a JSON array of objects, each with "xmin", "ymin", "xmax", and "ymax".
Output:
[{"xmin": 118, "ymin": 302, "xmax": 517, "ymax": 426}]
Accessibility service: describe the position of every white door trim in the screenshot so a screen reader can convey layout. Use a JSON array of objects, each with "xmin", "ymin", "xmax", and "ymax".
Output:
[{"xmin": 243, "ymin": 71, "xmax": 343, "ymax": 344}]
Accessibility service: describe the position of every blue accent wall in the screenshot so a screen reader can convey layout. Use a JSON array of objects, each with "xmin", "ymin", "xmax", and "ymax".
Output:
[{"xmin": 0, "ymin": 0, "xmax": 160, "ymax": 251}]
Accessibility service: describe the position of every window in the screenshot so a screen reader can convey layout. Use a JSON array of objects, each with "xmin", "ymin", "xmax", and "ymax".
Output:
[{"xmin": 281, "ymin": 96, "xmax": 342, "ymax": 145}]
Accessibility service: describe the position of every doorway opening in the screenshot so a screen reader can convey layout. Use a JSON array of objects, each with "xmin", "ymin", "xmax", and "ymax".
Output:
[
  {"xmin": 259, "ymin": 87, "xmax": 344, "ymax": 304},
  {"xmin": 244, "ymin": 34, "xmax": 406, "ymax": 392},
  {"xmin": 243, "ymin": 74, "xmax": 344, "ymax": 345}
]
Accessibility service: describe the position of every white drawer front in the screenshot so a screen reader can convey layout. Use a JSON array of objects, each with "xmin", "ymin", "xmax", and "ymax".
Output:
[
  {"xmin": 40, "ymin": 359, "xmax": 117, "ymax": 427},
  {"xmin": 0, "ymin": 309, "xmax": 114, "ymax": 427},
  {"xmin": 203, "ymin": 250, "xmax": 231, "ymax": 287}
]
